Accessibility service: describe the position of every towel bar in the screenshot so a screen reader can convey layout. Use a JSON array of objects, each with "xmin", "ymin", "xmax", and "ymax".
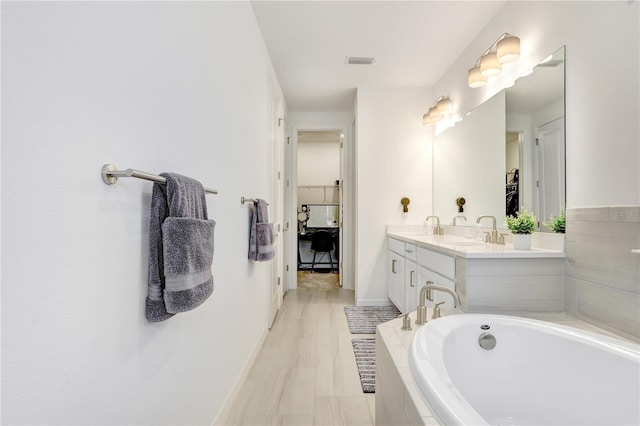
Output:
[
  {"xmin": 101, "ymin": 164, "xmax": 218, "ymax": 194},
  {"xmin": 241, "ymin": 196, "xmax": 268, "ymax": 205}
]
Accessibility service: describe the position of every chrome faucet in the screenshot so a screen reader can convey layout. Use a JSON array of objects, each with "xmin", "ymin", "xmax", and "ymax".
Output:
[
  {"xmin": 476, "ymin": 215, "xmax": 499, "ymax": 244},
  {"xmin": 453, "ymin": 215, "xmax": 467, "ymax": 226},
  {"xmin": 425, "ymin": 215, "xmax": 444, "ymax": 236},
  {"xmin": 416, "ymin": 281, "xmax": 461, "ymax": 324}
]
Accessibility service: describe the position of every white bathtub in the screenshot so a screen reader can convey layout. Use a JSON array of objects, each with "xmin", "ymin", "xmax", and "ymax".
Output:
[{"xmin": 409, "ymin": 314, "xmax": 640, "ymax": 426}]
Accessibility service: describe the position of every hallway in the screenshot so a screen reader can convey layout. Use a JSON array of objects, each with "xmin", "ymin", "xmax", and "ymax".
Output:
[{"xmin": 224, "ymin": 286, "xmax": 375, "ymax": 425}]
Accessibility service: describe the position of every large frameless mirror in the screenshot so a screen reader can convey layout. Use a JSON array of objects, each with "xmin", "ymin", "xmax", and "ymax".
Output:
[{"xmin": 433, "ymin": 46, "xmax": 565, "ymax": 232}]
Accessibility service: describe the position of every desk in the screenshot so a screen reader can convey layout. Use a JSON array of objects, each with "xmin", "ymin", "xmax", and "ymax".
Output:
[{"xmin": 298, "ymin": 228, "xmax": 339, "ymax": 271}]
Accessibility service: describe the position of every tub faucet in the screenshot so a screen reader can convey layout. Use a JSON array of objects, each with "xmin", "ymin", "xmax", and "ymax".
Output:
[
  {"xmin": 453, "ymin": 215, "xmax": 467, "ymax": 226},
  {"xmin": 425, "ymin": 216, "xmax": 444, "ymax": 236},
  {"xmin": 416, "ymin": 281, "xmax": 461, "ymax": 325},
  {"xmin": 476, "ymin": 215, "xmax": 499, "ymax": 244}
]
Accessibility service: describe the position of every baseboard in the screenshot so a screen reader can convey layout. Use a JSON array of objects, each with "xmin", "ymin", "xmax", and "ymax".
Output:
[
  {"xmin": 211, "ymin": 327, "xmax": 269, "ymax": 425},
  {"xmin": 356, "ymin": 298, "xmax": 392, "ymax": 307}
]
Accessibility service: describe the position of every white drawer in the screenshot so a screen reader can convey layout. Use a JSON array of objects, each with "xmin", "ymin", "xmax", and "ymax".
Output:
[
  {"xmin": 417, "ymin": 247, "xmax": 455, "ymax": 279},
  {"xmin": 388, "ymin": 237, "xmax": 405, "ymax": 255},
  {"xmin": 403, "ymin": 243, "xmax": 417, "ymax": 261}
]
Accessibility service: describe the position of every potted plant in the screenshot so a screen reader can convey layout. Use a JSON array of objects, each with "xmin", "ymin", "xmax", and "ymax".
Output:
[
  {"xmin": 545, "ymin": 211, "xmax": 566, "ymax": 233},
  {"xmin": 505, "ymin": 208, "xmax": 536, "ymax": 250}
]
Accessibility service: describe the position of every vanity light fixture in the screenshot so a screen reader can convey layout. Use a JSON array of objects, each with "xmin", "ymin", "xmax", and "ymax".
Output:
[
  {"xmin": 423, "ymin": 96, "xmax": 453, "ymax": 126},
  {"xmin": 468, "ymin": 33, "xmax": 520, "ymax": 88}
]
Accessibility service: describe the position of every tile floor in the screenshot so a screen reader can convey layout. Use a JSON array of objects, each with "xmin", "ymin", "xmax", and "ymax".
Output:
[{"xmin": 224, "ymin": 273, "xmax": 375, "ymax": 425}]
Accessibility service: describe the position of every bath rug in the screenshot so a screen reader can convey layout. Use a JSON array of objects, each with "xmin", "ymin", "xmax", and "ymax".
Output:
[
  {"xmin": 351, "ymin": 338, "xmax": 377, "ymax": 393},
  {"xmin": 344, "ymin": 306, "xmax": 401, "ymax": 334}
]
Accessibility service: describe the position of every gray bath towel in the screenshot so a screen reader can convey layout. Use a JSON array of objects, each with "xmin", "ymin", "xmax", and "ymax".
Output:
[
  {"xmin": 248, "ymin": 199, "xmax": 275, "ymax": 261},
  {"xmin": 146, "ymin": 173, "xmax": 215, "ymax": 322}
]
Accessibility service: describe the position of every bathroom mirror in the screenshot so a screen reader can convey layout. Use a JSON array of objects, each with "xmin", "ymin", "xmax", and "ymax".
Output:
[{"xmin": 433, "ymin": 46, "xmax": 565, "ymax": 231}]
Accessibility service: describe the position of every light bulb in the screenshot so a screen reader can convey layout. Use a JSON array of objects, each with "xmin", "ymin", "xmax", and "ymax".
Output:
[
  {"xmin": 468, "ymin": 66, "xmax": 487, "ymax": 88},
  {"xmin": 480, "ymin": 52, "xmax": 502, "ymax": 77},
  {"xmin": 497, "ymin": 35, "xmax": 520, "ymax": 63}
]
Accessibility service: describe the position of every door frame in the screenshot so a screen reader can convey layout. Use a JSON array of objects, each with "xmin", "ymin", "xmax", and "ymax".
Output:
[
  {"xmin": 268, "ymin": 77, "xmax": 285, "ymax": 329},
  {"xmin": 283, "ymin": 123, "xmax": 352, "ymax": 292}
]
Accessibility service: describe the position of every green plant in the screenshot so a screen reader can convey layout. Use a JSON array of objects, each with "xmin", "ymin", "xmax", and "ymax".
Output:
[
  {"xmin": 545, "ymin": 211, "xmax": 566, "ymax": 233},
  {"xmin": 505, "ymin": 209, "xmax": 536, "ymax": 234}
]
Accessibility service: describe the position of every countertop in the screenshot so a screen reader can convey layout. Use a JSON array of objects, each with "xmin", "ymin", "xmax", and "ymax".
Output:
[{"xmin": 387, "ymin": 227, "xmax": 566, "ymax": 259}]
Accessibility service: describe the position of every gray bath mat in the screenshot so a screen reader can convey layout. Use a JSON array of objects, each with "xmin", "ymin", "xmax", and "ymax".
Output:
[
  {"xmin": 351, "ymin": 338, "xmax": 376, "ymax": 393},
  {"xmin": 344, "ymin": 306, "xmax": 401, "ymax": 334}
]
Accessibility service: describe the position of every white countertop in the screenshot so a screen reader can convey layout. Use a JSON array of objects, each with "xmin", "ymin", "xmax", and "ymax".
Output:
[{"xmin": 387, "ymin": 228, "xmax": 565, "ymax": 259}]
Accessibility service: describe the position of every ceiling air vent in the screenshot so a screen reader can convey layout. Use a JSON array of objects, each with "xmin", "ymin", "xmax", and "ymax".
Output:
[{"xmin": 346, "ymin": 56, "xmax": 375, "ymax": 65}]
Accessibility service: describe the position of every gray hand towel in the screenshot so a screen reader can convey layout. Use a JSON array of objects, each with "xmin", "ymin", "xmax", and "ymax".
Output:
[
  {"xmin": 145, "ymin": 173, "xmax": 215, "ymax": 322},
  {"xmin": 248, "ymin": 199, "xmax": 275, "ymax": 262}
]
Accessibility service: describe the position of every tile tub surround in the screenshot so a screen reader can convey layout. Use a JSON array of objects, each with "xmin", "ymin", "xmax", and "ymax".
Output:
[
  {"xmin": 376, "ymin": 309, "xmax": 629, "ymax": 426},
  {"xmin": 565, "ymin": 205, "xmax": 640, "ymax": 341}
]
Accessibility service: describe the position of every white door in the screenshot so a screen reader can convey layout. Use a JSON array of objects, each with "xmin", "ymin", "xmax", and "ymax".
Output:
[
  {"xmin": 338, "ymin": 133, "xmax": 344, "ymax": 287},
  {"xmin": 536, "ymin": 118, "xmax": 565, "ymax": 230},
  {"xmin": 268, "ymin": 86, "xmax": 284, "ymax": 328}
]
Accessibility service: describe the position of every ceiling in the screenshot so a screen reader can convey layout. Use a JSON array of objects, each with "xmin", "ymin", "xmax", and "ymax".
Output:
[{"xmin": 251, "ymin": 1, "xmax": 506, "ymax": 112}]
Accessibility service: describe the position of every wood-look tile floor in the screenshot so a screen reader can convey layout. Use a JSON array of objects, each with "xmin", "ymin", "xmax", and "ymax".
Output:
[{"xmin": 224, "ymin": 275, "xmax": 375, "ymax": 425}]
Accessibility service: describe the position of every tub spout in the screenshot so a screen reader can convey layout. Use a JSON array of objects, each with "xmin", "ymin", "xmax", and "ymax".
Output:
[{"xmin": 416, "ymin": 282, "xmax": 461, "ymax": 325}]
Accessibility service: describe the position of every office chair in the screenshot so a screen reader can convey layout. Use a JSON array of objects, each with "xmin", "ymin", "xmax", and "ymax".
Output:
[{"xmin": 310, "ymin": 230, "xmax": 336, "ymax": 272}]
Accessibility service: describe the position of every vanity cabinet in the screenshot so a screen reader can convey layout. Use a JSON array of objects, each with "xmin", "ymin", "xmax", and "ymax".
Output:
[
  {"xmin": 415, "ymin": 247, "xmax": 456, "ymax": 310},
  {"xmin": 388, "ymin": 237, "xmax": 453, "ymax": 313},
  {"xmin": 387, "ymin": 249, "xmax": 406, "ymax": 312},
  {"xmin": 405, "ymin": 259, "xmax": 418, "ymax": 312},
  {"xmin": 387, "ymin": 230, "xmax": 566, "ymax": 314},
  {"xmin": 388, "ymin": 238, "xmax": 418, "ymax": 313}
]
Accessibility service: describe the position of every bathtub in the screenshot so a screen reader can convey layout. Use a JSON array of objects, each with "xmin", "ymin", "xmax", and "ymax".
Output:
[{"xmin": 409, "ymin": 314, "xmax": 640, "ymax": 426}]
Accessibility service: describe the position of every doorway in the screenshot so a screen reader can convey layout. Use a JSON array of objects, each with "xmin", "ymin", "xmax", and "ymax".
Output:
[{"xmin": 295, "ymin": 130, "xmax": 343, "ymax": 288}]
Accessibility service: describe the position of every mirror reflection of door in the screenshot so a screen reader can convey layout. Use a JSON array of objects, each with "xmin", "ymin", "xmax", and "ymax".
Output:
[
  {"xmin": 505, "ymin": 46, "xmax": 565, "ymax": 230},
  {"xmin": 536, "ymin": 118, "xmax": 565, "ymax": 231}
]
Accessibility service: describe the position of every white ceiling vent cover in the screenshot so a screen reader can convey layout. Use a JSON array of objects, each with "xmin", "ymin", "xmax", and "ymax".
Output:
[{"xmin": 346, "ymin": 56, "xmax": 375, "ymax": 65}]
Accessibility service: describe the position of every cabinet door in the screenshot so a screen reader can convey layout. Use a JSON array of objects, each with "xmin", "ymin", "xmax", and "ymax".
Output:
[
  {"xmin": 388, "ymin": 250, "xmax": 406, "ymax": 312},
  {"xmin": 405, "ymin": 259, "xmax": 418, "ymax": 312},
  {"xmin": 416, "ymin": 266, "xmax": 456, "ymax": 309}
]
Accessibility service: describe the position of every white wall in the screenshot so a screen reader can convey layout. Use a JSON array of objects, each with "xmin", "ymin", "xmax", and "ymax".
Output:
[
  {"xmin": 355, "ymin": 87, "xmax": 433, "ymax": 305},
  {"xmin": 1, "ymin": 2, "xmax": 280, "ymax": 424},
  {"xmin": 297, "ymin": 142, "xmax": 340, "ymax": 186},
  {"xmin": 297, "ymin": 141, "xmax": 340, "ymax": 206}
]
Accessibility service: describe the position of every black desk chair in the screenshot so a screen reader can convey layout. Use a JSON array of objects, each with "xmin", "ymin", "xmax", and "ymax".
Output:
[{"xmin": 310, "ymin": 230, "xmax": 336, "ymax": 272}]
